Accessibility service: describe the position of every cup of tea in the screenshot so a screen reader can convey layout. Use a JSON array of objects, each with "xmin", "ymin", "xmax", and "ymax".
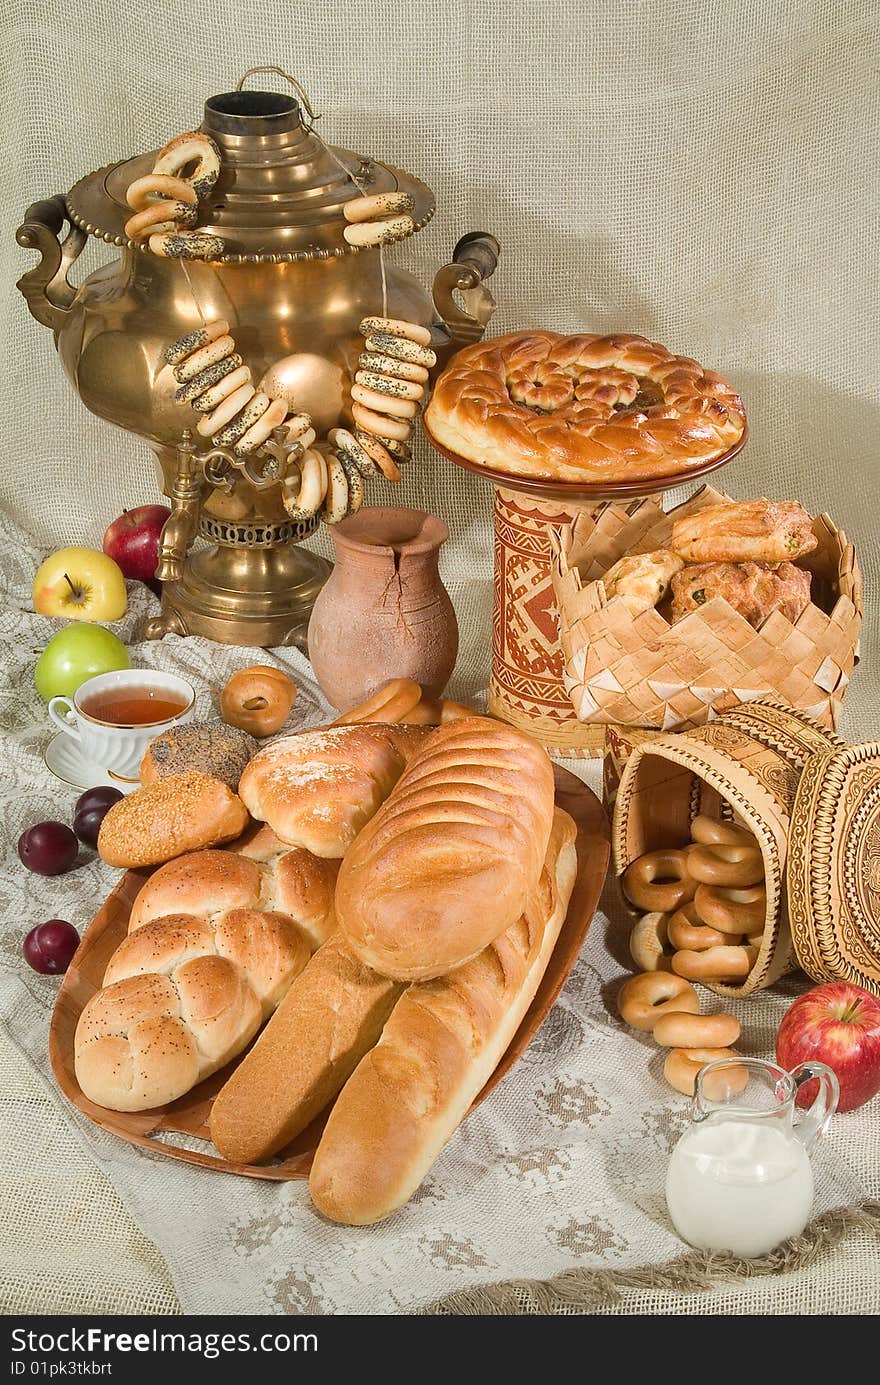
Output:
[{"xmin": 47, "ymin": 669, "xmax": 195, "ymax": 781}]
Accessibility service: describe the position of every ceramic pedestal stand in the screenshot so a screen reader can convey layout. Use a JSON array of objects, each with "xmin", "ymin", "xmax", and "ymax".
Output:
[{"xmin": 424, "ymin": 421, "xmax": 747, "ymax": 758}]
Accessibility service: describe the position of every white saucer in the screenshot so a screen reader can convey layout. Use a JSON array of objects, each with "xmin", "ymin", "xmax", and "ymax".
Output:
[{"xmin": 43, "ymin": 733, "xmax": 141, "ymax": 795}]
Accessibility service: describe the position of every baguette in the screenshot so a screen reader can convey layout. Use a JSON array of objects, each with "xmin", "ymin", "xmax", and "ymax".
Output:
[
  {"xmin": 336, "ymin": 718, "xmax": 556, "ymax": 980},
  {"xmin": 209, "ymin": 935, "xmax": 403, "ymax": 1164},
  {"xmin": 309, "ymin": 808, "xmax": 578, "ymax": 1224}
]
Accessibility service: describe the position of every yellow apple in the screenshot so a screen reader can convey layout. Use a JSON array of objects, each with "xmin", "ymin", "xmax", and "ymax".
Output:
[{"xmin": 32, "ymin": 547, "xmax": 127, "ymax": 622}]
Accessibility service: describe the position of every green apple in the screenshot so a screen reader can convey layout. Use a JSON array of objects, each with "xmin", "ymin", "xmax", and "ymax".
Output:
[
  {"xmin": 33, "ymin": 546, "xmax": 127, "ymax": 623},
  {"xmin": 35, "ymin": 625, "xmax": 131, "ymax": 701}
]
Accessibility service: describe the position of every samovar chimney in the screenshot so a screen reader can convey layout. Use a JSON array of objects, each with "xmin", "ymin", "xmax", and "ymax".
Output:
[{"xmin": 202, "ymin": 89, "xmax": 304, "ymax": 140}]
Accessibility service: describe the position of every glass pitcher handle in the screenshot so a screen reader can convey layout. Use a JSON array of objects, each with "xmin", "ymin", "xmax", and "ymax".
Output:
[{"xmin": 791, "ymin": 1061, "xmax": 839, "ymax": 1150}]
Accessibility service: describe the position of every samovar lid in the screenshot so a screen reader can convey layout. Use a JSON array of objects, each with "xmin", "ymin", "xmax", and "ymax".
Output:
[{"xmin": 65, "ymin": 86, "xmax": 435, "ymax": 262}]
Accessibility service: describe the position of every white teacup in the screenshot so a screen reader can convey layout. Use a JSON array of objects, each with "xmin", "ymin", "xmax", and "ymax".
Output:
[{"xmin": 47, "ymin": 669, "xmax": 196, "ymax": 782}]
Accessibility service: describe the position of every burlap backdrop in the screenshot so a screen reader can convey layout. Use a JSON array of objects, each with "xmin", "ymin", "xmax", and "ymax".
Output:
[{"xmin": 1, "ymin": 0, "xmax": 878, "ymax": 1314}]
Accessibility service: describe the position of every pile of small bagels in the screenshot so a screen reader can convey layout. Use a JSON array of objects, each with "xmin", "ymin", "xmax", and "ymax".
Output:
[{"xmin": 617, "ymin": 814, "xmax": 766, "ymax": 1094}]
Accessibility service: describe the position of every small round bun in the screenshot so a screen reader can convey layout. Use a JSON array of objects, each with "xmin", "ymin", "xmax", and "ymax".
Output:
[{"xmin": 140, "ymin": 719, "xmax": 257, "ymax": 790}]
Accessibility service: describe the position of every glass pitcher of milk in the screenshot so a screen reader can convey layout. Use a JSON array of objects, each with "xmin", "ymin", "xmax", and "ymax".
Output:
[{"xmin": 666, "ymin": 1057, "xmax": 839, "ymax": 1257}]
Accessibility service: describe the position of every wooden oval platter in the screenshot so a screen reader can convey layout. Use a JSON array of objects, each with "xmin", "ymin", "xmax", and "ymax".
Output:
[{"xmin": 49, "ymin": 765, "xmax": 610, "ymax": 1181}]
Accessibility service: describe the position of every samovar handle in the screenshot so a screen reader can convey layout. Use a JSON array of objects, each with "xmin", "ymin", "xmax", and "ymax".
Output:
[
  {"xmin": 15, "ymin": 196, "xmax": 87, "ymax": 335},
  {"xmin": 432, "ymin": 232, "xmax": 501, "ymax": 359}
]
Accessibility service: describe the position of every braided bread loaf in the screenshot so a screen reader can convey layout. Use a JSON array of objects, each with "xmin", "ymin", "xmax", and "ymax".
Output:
[
  {"xmin": 74, "ymin": 842, "xmax": 338, "ymax": 1112},
  {"xmin": 425, "ymin": 330, "xmax": 746, "ymax": 483}
]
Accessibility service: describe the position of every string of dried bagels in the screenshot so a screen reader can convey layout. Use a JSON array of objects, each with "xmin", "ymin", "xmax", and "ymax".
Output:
[
  {"xmin": 124, "ymin": 132, "xmax": 225, "ymax": 260},
  {"xmin": 125, "ymin": 129, "xmax": 433, "ymax": 523}
]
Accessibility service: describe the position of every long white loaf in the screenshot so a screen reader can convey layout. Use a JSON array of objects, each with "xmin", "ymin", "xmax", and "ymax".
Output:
[
  {"xmin": 336, "ymin": 717, "xmax": 557, "ymax": 980},
  {"xmin": 309, "ymin": 807, "xmax": 578, "ymax": 1224}
]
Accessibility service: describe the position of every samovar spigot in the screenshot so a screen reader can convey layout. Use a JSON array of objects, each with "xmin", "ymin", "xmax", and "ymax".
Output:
[{"xmin": 154, "ymin": 430, "xmax": 201, "ymax": 584}]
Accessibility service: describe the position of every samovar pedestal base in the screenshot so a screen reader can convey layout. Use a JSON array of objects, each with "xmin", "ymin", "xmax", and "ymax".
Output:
[{"xmin": 144, "ymin": 542, "xmax": 331, "ymax": 650}]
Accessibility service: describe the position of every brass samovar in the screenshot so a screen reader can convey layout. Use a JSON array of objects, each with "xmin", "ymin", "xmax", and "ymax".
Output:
[{"xmin": 16, "ymin": 72, "xmax": 499, "ymax": 647}]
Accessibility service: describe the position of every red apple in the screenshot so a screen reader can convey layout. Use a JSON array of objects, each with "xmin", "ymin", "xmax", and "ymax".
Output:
[
  {"xmin": 103, "ymin": 505, "xmax": 170, "ymax": 594},
  {"xmin": 777, "ymin": 981, "xmax": 880, "ymax": 1114}
]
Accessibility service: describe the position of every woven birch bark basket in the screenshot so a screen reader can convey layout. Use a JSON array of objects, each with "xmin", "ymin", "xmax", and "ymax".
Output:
[
  {"xmin": 551, "ymin": 486, "xmax": 863, "ymax": 734},
  {"xmin": 612, "ymin": 700, "xmax": 845, "ymax": 998}
]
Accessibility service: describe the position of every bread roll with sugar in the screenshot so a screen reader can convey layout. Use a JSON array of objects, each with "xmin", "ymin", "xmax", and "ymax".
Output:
[
  {"xmin": 337, "ymin": 718, "xmax": 556, "ymax": 980},
  {"xmin": 237, "ymin": 723, "xmax": 430, "ymax": 858},
  {"xmin": 310, "ymin": 808, "xmax": 578, "ymax": 1224},
  {"xmin": 210, "ymin": 935, "xmax": 403, "ymax": 1163},
  {"xmin": 97, "ymin": 773, "xmax": 248, "ymax": 868},
  {"xmin": 128, "ymin": 844, "xmax": 338, "ymax": 951}
]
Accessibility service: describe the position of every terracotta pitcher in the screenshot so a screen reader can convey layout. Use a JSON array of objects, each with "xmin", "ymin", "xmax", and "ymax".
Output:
[{"xmin": 307, "ymin": 507, "xmax": 459, "ymax": 711}]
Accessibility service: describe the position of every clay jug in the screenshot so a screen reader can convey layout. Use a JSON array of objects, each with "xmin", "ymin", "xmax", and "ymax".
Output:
[{"xmin": 307, "ymin": 507, "xmax": 459, "ymax": 711}]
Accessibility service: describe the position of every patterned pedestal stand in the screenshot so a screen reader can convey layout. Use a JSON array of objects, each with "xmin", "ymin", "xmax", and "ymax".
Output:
[
  {"xmin": 491, "ymin": 485, "xmax": 606, "ymax": 756},
  {"xmin": 425, "ymin": 420, "xmax": 747, "ymax": 759}
]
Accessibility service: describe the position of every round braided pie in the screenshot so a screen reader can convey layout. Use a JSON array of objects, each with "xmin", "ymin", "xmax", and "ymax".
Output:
[{"xmin": 424, "ymin": 331, "xmax": 746, "ymax": 483}]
